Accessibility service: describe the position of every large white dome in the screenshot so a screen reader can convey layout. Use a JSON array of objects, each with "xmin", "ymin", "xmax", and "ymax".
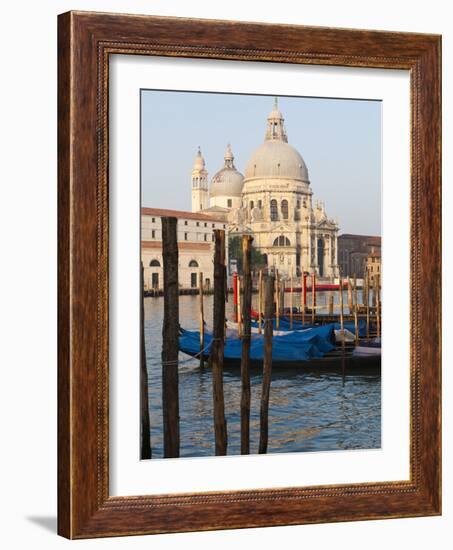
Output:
[{"xmin": 244, "ymin": 140, "xmax": 309, "ymax": 182}]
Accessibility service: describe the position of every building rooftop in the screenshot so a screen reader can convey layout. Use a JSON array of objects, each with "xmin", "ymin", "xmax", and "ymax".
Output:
[
  {"xmin": 339, "ymin": 233, "xmax": 381, "ymax": 244},
  {"xmin": 367, "ymin": 250, "xmax": 381, "ymax": 258},
  {"xmin": 142, "ymin": 241, "xmax": 212, "ymax": 250},
  {"xmin": 141, "ymin": 207, "xmax": 225, "ymax": 223}
]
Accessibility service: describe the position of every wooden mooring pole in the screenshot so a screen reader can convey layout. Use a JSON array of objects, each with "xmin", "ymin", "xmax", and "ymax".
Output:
[
  {"xmin": 259, "ymin": 274, "xmax": 275, "ymax": 454},
  {"xmin": 240, "ymin": 236, "xmax": 253, "ymax": 454},
  {"xmin": 353, "ymin": 277, "xmax": 359, "ymax": 344},
  {"xmin": 362, "ymin": 271, "xmax": 367, "ymax": 307},
  {"xmin": 289, "ymin": 277, "xmax": 294, "ymax": 329},
  {"xmin": 280, "ymin": 279, "xmax": 285, "ymax": 314},
  {"xmin": 339, "ymin": 276, "xmax": 345, "ymax": 348},
  {"xmin": 210, "ymin": 229, "xmax": 228, "ymax": 455},
  {"xmin": 258, "ymin": 269, "xmax": 263, "ymax": 335},
  {"xmin": 366, "ymin": 269, "xmax": 370, "ymax": 338},
  {"xmin": 347, "ymin": 278, "xmax": 353, "ymax": 315},
  {"xmin": 328, "ymin": 294, "xmax": 334, "ymax": 316},
  {"xmin": 233, "ymin": 272, "xmax": 238, "ymax": 322},
  {"xmin": 302, "ymin": 272, "xmax": 306, "ymax": 325},
  {"xmin": 375, "ymin": 274, "xmax": 381, "ymax": 338},
  {"xmin": 311, "ymin": 272, "xmax": 316, "ymax": 324},
  {"xmin": 275, "ymin": 270, "xmax": 280, "ymax": 329},
  {"xmin": 237, "ymin": 275, "xmax": 242, "ymax": 337},
  {"xmin": 199, "ymin": 271, "xmax": 205, "ymax": 368},
  {"xmin": 161, "ymin": 217, "xmax": 180, "ymax": 458},
  {"xmin": 140, "ymin": 262, "xmax": 152, "ymax": 459}
]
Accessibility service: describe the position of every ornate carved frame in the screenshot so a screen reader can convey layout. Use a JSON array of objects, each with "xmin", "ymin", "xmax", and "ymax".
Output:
[{"xmin": 58, "ymin": 11, "xmax": 441, "ymax": 538}]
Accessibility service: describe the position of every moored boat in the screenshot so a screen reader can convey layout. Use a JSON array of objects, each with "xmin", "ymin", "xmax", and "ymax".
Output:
[{"xmin": 179, "ymin": 323, "xmax": 380, "ymax": 371}]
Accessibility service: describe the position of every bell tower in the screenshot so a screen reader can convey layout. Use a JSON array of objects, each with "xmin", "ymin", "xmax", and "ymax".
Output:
[{"xmin": 191, "ymin": 147, "xmax": 209, "ymax": 212}]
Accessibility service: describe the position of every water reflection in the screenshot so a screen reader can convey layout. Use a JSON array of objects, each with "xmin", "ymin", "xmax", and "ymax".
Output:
[{"xmin": 144, "ymin": 294, "xmax": 381, "ymax": 459}]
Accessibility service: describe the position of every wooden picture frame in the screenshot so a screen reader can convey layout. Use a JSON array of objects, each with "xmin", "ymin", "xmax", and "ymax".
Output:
[{"xmin": 58, "ymin": 11, "xmax": 441, "ymax": 538}]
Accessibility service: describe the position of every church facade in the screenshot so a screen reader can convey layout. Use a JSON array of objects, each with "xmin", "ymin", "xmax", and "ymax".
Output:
[{"xmin": 191, "ymin": 99, "xmax": 340, "ymax": 280}]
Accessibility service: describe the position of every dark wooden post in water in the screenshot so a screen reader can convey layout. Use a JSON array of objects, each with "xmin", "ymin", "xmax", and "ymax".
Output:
[
  {"xmin": 375, "ymin": 274, "xmax": 381, "ymax": 338},
  {"xmin": 161, "ymin": 217, "xmax": 180, "ymax": 458},
  {"xmin": 275, "ymin": 271, "xmax": 280, "ymax": 329},
  {"xmin": 199, "ymin": 271, "xmax": 205, "ymax": 368},
  {"xmin": 140, "ymin": 262, "xmax": 152, "ymax": 459},
  {"xmin": 353, "ymin": 280, "xmax": 359, "ymax": 344},
  {"xmin": 258, "ymin": 269, "xmax": 263, "ymax": 335},
  {"xmin": 210, "ymin": 229, "xmax": 228, "ymax": 455},
  {"xmin": 233, "ymin": 272, "xmax": 238, "ymax": 322},
  {"xmin": 302, "ymin": 272, "xmax": 306, "ymax": 325},
  {"xmin": 339, "ymin": 276, "xmax": 345, "ymax": 348},
  {"xmin": 365, "ymin": 269, "xmax": 370, "ymax": 338},
  {"xmin": 289, "ymin": 277, "xmax": 294, "ymax": 329},
  {"xmin": 237, "ymin": 275, "xmax": 242, "ymax": 337},
  {"xmin": 240, "ymin": 235, "xmax": 253, "ymax": 454},
  {"xmin": 311, "ymin": 272, "xmax": 316, "ymax": 324},
  {"xmin": 259, "ymin": 274, "xmax": 275, "ymax": 454},
  {"xmin": 280, "ymin": 279, "xmax": 285, "ymax": 314},
  {"xmin": 362, "ymin": 272, "xmax": 368, "ymax": 307}
]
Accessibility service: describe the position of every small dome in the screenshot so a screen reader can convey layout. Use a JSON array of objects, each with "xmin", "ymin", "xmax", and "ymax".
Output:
[
  {"xmin": 211, "ymin": 169, "xmax": 244, "ymax": 197},
  {"xmin": 244, "ymin": 140, "xmax": 309, "ymax": 182},
  {"xmin": 192, "ymin": 147, "xmax": 206, "ymax": 171},
  {"xmin": 210, "ymin": 144, "xmax": 244, "ymax": 198}
]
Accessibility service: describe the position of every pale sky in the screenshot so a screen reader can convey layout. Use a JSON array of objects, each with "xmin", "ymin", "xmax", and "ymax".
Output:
[{"xmin": 141, "ymin": 90, "xmax": 381, "ymax": 235}]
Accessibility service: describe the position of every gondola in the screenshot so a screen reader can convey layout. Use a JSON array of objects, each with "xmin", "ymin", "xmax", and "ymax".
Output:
[{"xmin": 178, "ymin": 323, "xmax": 380, "ymax": 371}]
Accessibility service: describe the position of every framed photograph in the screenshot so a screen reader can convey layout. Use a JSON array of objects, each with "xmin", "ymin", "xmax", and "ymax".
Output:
[{"xmin": 58, "ymin": 11, "xmax": 441, "ymax": 538}]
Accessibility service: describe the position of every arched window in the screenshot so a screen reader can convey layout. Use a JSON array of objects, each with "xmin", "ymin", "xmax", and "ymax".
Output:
[
  {"xmin": 188, "ymin": 260, "xmax": 199, "ymax": 268},
  {"xmin": 296, "ymin": 199, "xmax": 301, "ymax": 209},
  {"xmin": 281, "ymin": 200, "xmax": 289, "ymax": 219},
  {"xmin": 258, "ymin": 200, "xmax": 262, "ymax": 209},
  {"xmin": 270, "ymin": 199, "xmax": 278, "ymax": 221},
  {"xmin": 149, "ymin": 259, "xmax": 161, "ymax": 267},
  {"xmin": 250, "ymin": 200, "xmax": 254, "ymax": 210},
  {"xmin": 273, "ymin": 236, "xmax": 291, "ymax": 247}
]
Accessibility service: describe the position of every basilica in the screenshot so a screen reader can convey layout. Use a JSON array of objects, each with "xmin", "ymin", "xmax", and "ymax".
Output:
[{"xmin": 191, "ymin": 99, "xmax": 340, "ymax": 279}]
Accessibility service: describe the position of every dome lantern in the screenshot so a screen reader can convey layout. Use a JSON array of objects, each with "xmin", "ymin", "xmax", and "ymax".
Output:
[
  {"xmin": 224, "ymin": 143, "xmax": 235, "ymax": 169},
  {"xmin": 265, "ymin": 97, "xmax": 288, "ymax": 143}
]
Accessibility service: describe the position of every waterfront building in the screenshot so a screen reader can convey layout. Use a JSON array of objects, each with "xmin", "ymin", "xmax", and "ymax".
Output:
[
  {"xmin": 338, "ymin": 234, "xmax": 381, "ymax": 278},
  {"xmin": 192, "ymin": 98, "xmax": 340, "ymax": 279},
  {"xmin": 141, "ymin": 207, "xmax": 227, "ymax": 291},
  {"xmin": 366, "ymin": 249, "xmax": 382, "ymax": 285}
]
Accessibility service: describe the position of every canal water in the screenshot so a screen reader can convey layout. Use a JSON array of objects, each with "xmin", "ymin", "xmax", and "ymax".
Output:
[{"xmin": 144, "ymin": 292, "xmax": 381, "ymax": 459}]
